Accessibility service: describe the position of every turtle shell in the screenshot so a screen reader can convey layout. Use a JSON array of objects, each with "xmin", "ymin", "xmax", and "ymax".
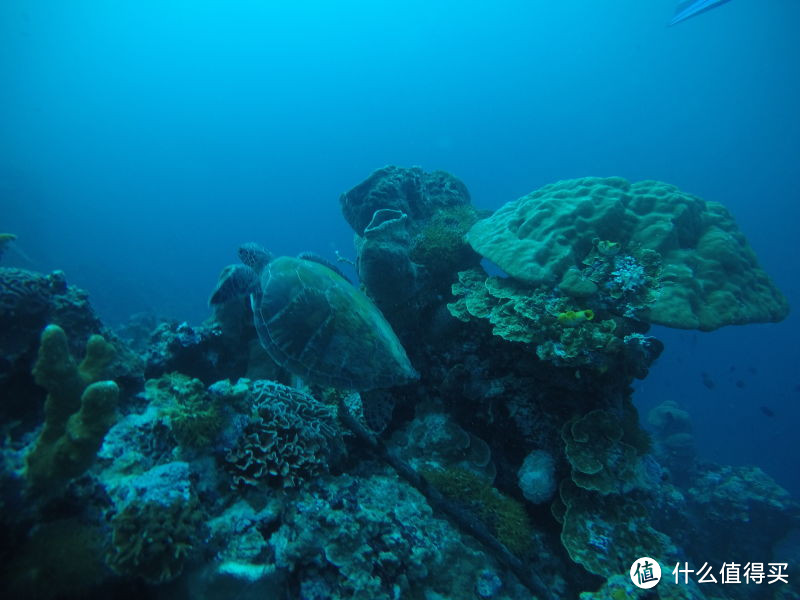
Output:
[{"xmin": 251, "ymin": 256, "xmax": 418, "ymax": 390}]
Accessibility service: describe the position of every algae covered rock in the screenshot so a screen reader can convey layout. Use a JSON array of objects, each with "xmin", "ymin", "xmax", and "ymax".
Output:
[
  {"xmin": 340, "ymin": 165, "xmax": 472, "ymax": 235},
  {"xmin": 466, "ymin": 177, "xmax": 789, "ymax": 330},
  {"xmin": 340, "ymin": 166, "xmax": 481, "ymax": 319}
]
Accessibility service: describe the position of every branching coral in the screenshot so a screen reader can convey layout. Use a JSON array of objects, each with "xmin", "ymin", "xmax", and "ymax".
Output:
[
  {"xmin": 147, "ymin": 372, "xmax": 221, "ymax": 448},
  {"xmin": 106, "ymin": 494, "xmax": 206, "ymax": 584},
  {"xmin": 25, "ymin": 324, "xmax": 118, "ymax": 495}
]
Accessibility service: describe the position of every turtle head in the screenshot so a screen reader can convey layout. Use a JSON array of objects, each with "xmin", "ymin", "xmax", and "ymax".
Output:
[{"xmin": 238, "ymin": 242, "xmax": 272, "ymax": 274}]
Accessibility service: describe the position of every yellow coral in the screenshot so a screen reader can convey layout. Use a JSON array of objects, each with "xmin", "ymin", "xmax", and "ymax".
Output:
[
  {"xmin": 593, "ymin": 237, "xmax": 621, "ymax": 256},
  {"xmin": 557, "ymin": 309, "xmax": 595, "ymax": 327}
]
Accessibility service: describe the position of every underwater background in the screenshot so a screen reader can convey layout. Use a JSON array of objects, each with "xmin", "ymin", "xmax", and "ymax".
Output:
[{"xmin": 1, "ymin": 1, "xmax": 799, "ymax": 599}]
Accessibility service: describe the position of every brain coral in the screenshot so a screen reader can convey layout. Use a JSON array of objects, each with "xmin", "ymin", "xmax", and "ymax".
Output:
[{"xmin": 466, "ymin": 177, "xmax": 789, "ymax": 330}]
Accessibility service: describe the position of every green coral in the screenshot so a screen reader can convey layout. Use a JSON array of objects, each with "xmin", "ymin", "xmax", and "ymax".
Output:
[
  {"xmin": 421, "ymin": 466, "xmax": 532, "ymax": 556},
  {"xmin": 465, "ymin": 177, "xmax": 789, "ymax": 330},
  {"xmin": 106, "ymin": 495, "xmax": 206, "ymax": 584},
  {"xmin": 562, "ymin": 409, "xmax": 640, "ymax": 495},
  {"xmin": 147, "ymin": 372, "xmax": 220, "ymax": 448},
  {"xmin": 25, "ymin": 324, "xmax": 118, "ymax": 495},
  {"xmin": 447, "ymin": 268, "xmax": 623, "ymax": 368},
  {"xmin": 409, "ymin": 205, "xmax": 480, "ymax": 279}
]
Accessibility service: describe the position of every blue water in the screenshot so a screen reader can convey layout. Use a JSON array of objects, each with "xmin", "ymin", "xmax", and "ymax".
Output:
[{"xmin": 2, "ymin": 0, "xmax": 798, "ymax": 500}]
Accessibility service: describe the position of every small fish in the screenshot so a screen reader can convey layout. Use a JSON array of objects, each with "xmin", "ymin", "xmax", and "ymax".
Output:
[
  {"xmin": 701, "ymin": 372, "xmax": 715, "ymax": 390},
  {"xmin": 760, "ymin": 406, "xmax": 775, "ymax": 418},
  {"xmin": 735, "ymin": 380, "xmax": 746, "ymax": 389},
  {"xmin": 557, "ymin": 309, "xmax": 594, "ymax": 327}
]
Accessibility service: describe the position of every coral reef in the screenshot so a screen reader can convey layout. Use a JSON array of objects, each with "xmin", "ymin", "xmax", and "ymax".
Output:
[
  {"xmin": 465, "ymin": 177, "xmax": 789, "ymax": 330},
  {"xmin": 390, "ymin": 404, "xmax": 496, "ymax": 481},
  {"xmin": 555, "ymin": 480, "xmax": 677, "ymax": 580},
  {"xmin": 648, "ymin": 400, "xmax": 696, "ymax": 485},
  {"xmin": 2, "ymin": 167, "xmax": 798, "ymax": 600},
  {"xmin": 269, "ymin": 472, "xmax": 528, "ymax": 600},
  {"xmin": 687, "ymin": 464, "xmax": 800, "ymax": 565},
  {"xmin": 340, "ymin": 165, "xmax": 472, "ymax": 235},
  {"xmin": 448, "ymin": 268, "xmax": 653, "ymax": 369}
]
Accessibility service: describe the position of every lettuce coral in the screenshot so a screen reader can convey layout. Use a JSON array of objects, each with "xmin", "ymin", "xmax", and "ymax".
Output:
[
  {"xmin": 225, "ymin": 380, "xmax": 339, "ymax": 489},
  {"xmin": 561, "ymin": 409, "xmax": 640, "ymax": 495}
]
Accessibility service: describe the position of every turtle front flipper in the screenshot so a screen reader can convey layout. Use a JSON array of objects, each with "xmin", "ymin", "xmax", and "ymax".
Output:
[{"xmin": 209, "ymin": 264, "xmax": 258, "ymax": 306}]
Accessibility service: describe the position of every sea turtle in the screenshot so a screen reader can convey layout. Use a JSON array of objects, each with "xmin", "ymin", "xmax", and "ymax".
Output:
[{"xmin": 210, "ymin": 243, "xmax": 418, "ymax": 391}]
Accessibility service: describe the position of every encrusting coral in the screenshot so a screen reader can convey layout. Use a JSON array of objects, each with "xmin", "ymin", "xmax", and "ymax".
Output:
[
  {"xmin": 421, "ymin": 466, "xmax": 534, "ymax": 556},
  {"xmin": 24, "ymin": 324, "xmax": 118, "ymax": 494}
]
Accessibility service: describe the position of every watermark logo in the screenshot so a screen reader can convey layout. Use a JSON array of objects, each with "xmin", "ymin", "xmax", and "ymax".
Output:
[{"xmin": 631, "ymin": 557, "xmax": 662, "ymax": 589}]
